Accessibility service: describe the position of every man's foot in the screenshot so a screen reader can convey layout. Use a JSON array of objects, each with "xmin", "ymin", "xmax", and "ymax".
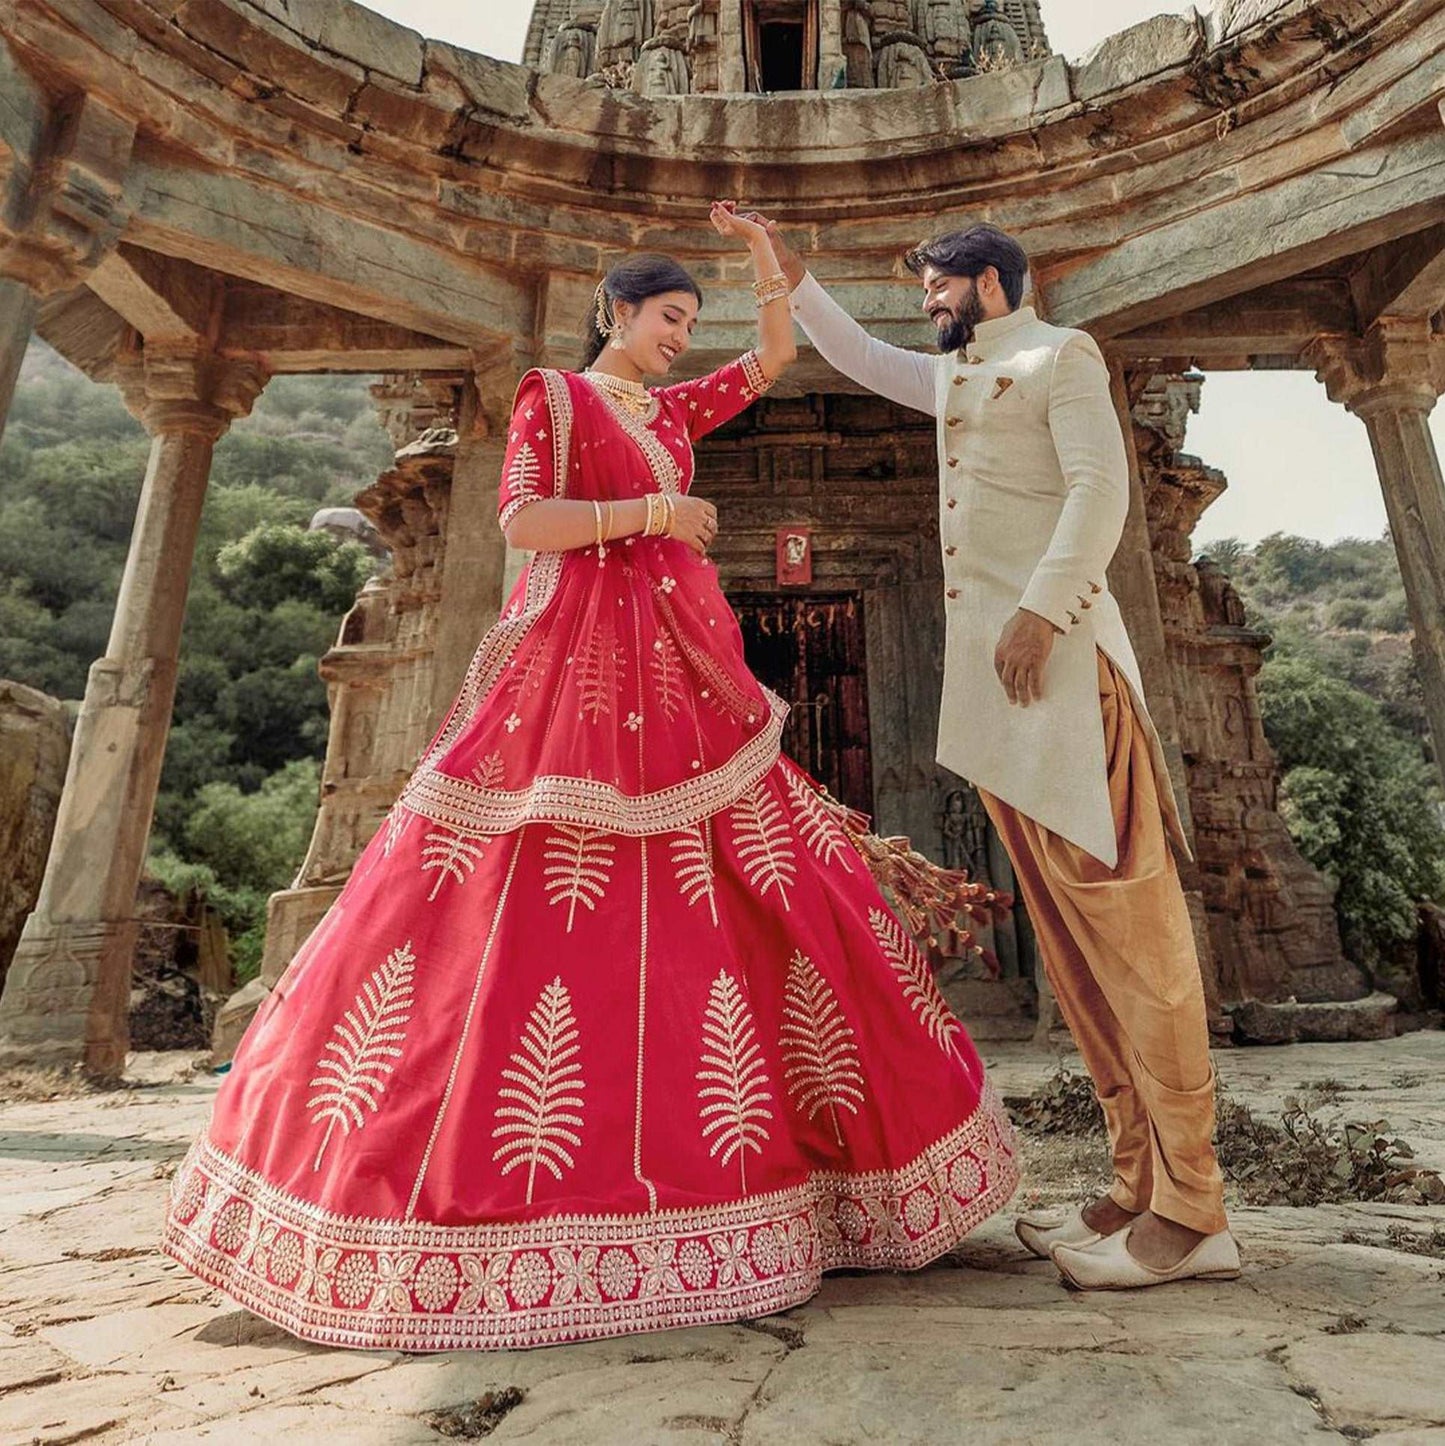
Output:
[
  {"xmin": 1124, "ymin": 1211, "xmax": 1208, "ymax": 1271},
  {"xmin": 1016, "ymin": 1195, "xmax": 1136, "ymax": 1260},
  {"xmin": 1051, "ymin": 1222, "xmax": 1241, "ymax": 1291},
  {"xmin": 1081, "ymin": 1195, "xmax": 1139, "ymax": 1238}
]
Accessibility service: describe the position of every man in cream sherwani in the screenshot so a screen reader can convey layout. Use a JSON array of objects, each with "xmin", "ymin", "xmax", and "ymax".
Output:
[{"xmin": 758, "ymin": 217, "xmax": 1238, "ymax": 1290}]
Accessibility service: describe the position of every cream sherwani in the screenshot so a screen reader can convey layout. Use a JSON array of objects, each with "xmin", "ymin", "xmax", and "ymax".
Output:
[
  {"xmin": 790, "ymin": 275, "xmax": 1227, "ymax": 1237},
  {"xmin": 788, "ymin": 274, "xmax": 1184, "ymax": 869}
]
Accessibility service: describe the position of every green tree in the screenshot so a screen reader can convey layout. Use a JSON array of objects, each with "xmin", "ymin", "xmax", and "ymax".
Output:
[
  {"xmin": 215, "ymin": 522, "xmax": 375, "ymax": 614},
  {"xmin": 1258, "ymin": 653, "xmax": 1445, "ymax": 964}
]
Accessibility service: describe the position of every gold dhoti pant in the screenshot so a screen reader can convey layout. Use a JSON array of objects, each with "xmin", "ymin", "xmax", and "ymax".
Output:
[{"xmin": 980, "ymin": 652, "xmax": 1228, "ymax": 1235}]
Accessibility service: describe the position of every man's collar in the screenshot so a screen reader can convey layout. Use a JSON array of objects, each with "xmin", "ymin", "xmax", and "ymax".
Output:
[{"xmin": 964, "ymin": 305, "xmax": 1038, "ymax": 359}]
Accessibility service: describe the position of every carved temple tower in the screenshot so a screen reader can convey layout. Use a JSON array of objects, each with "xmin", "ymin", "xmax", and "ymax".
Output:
[{"xmin": 525, "ymin": 0, "xmax": 1050, "ymax": 94}]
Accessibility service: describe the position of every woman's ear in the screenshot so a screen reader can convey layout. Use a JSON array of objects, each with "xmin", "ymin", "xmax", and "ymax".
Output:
[{"xmin": 613, "ymin": 299, "xmax": 636, "ymax": 328}]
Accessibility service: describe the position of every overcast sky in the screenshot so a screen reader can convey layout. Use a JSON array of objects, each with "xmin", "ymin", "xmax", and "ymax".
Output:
[{"xmin": 344, "ymin": 0, "xmax": 1437, "ymax": 545}]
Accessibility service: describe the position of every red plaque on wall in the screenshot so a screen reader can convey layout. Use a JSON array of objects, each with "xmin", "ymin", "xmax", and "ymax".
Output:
[{"xmin": 776, "ymin": 526, "xmax": 813, "ymax": 586}]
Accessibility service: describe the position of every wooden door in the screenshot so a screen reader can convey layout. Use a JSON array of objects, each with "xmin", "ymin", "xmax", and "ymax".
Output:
[{"xmin": 733, "ymin": 592, "xmax": 873, "ymax": 814}]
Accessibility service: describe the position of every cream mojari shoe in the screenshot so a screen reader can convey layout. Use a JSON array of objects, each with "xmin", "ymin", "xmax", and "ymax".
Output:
[
  {"xmin": 1014, "ymin": 1205, "xmax": 1105, "ymax": 1260},
  {"xmin": 1051, "ymin": 1223, "xmax": 1241, "ymax": 1290}
]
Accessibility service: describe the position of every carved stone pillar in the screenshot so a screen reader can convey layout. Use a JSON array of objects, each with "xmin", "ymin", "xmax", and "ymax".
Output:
[
  {"xmin": 0, "ymin": 76, "xmax": 136, "ymax": 442},
  {"xmin": 0, "ymin": 278, "xmax": 38, "ymax": 441},
  {"xmin": 1311, "ymin": 320, "xmax": 1445, "ymax": 781},
  {"xmin": 1105, "ymin": 363, "xmax": 1220, "ymax": 1021},
  {"xmin": 0, "ymin": 348, "xmax": 264, "ymax": 1074},
  {"xmin": 1131, "ymin": 378, "xmax": 1363, "ymax": 1007},
  {"xmin": 429, "ymin": 371, "xmax": 511, "ymax": 728}
]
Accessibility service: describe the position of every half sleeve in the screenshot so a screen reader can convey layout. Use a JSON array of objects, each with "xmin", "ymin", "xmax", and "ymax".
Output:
[
  {"xmin": 497, "ymin": 371, "xmax": 565, "ymax": 530},
  {"xmin": 657, "ymin": 352, "xmax": 775, "ymax": 443}
]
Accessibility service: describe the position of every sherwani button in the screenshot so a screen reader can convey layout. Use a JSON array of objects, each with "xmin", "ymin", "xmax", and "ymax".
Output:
[
  {"xmin": 946, "ymin": 498, "xmax": 957, "ymax": 509},
  {"xmin": 953, "ymin": 376, "xmax": 965, "ymax": 386},
  {"xmin": 1090, "ymin": 582, "xmax": 1102, "ymax": 594},
  {"xmin": 945, "ymin": 545, "xmax": 957, "ymax": 556},
  {"xmin": 947, "ymin": 457, "xmax": 959, "ymax": 467},
  {"xmin": 947, "ymin": 588, "xmax": 960, "ymax": 599},
  {"xmin": 946, "ymin": 418, "xmax": 961, "ymax": 428}
]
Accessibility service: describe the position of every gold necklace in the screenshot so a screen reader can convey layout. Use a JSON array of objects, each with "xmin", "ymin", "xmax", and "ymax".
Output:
[{"xmin": 586, "ymin": 369, "xmax": 654, "ymax": 418}]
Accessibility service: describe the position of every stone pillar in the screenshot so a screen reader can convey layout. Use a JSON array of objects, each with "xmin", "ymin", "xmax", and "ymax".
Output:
[
  {"xmin": 1106, "ymin": 362, "xmax": 1221, "ymax": 1023},
  {"xmin": 428, "ymin": 373, "xmax": 510, "ymax": 727},
  {"xmin": 1311, "ymin": 320, "xmax": 1445, "ymax": 781},
  {"xmin": 0, "ymin": 277, "xmax": 39, "ymax": 445},
  {"xmin": 1105, "ymin": 362, "xmax": 1196, "ymax": 842},
  {"xmin": 0, "ymin": 349, "xmax": 264, "ymax": 1074}
]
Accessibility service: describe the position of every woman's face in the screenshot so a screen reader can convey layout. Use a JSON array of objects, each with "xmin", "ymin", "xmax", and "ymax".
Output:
[{"xmin": 616, "ymin": 290, "xmax": 699, "ymax": 375}]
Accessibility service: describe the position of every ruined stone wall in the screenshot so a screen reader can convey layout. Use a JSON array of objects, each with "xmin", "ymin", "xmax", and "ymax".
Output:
[{"xmin": 1131, "ymin": 385, "xmax": 1365, "ymax": 1007}]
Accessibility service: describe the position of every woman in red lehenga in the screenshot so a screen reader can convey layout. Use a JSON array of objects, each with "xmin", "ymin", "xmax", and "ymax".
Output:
[{"xmin": 162, "ymin": 205, "xmax": 1019, "ymax": 1352}]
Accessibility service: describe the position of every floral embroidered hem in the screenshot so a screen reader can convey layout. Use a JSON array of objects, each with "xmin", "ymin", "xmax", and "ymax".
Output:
[{"xmin": 163, "ymin": 1089, "xmax": 1018, "ymax": 1353}]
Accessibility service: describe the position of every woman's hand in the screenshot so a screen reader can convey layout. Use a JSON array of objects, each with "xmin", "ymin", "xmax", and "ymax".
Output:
[
  {"xmin": 670, "ymin": 494, "xmax": 719, "ymax": 556},
  {"xmin": 710, "ymin": 200, "xmax": 771, "ymax": 249}
]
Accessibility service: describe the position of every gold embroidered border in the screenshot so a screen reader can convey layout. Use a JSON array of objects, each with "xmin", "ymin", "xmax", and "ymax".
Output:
[
  {"xmin": 584, "ymin": 373, "xmax": 683, "ymax": 496},
  {"xmin": 740, "ymin": 349, "xmax": 774, "ymax": 400},
  {"xmin": 162, "ymin": 1087, "xmax": 1018, "ymax": 1353},
  {"xmin": 401, "ymin": 690, "xmax": 789, "ymax": 840},
  {"xmin": 413, "ymin": 371, "xmax": 575, "ymax": 783}
]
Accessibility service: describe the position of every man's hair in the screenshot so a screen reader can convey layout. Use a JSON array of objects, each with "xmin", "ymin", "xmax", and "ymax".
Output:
[{"xmin": 903, "ymin": 224, "xmax": 1030, "ymax": 309}]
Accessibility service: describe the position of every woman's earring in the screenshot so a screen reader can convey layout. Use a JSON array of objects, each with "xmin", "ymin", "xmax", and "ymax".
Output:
[{"xmin": 609, "ymin": 329, "xmax": 627, "ymax": 350}]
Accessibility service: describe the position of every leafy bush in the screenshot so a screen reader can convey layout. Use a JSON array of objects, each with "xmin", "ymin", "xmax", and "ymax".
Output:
[{"xmin": 1259, "ymin": 653, "xmax": 1445, "ymax": 961}]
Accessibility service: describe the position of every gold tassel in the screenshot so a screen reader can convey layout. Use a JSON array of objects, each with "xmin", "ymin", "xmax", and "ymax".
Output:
[{"xmin": 806, "ymin": 778, "xmax": 1012, "ymax": 977}]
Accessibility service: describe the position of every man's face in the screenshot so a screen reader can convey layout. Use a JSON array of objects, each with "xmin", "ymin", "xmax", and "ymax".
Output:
[{"xmin": 920, "ymin": 265, "xmax": 987, "ymax": 353}]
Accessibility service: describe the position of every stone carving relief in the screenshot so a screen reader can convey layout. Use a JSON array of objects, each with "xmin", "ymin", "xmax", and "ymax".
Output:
[
  {"xmin": 971, "ymin": 0, "xmax": 1023, "ymax": 67},
  {"xmin": 545, "ymin": 21, "xmax": 598, "ymax": 76},
  {"xmin": 912, "ymin": 0, "xmax": 971, "ymax": 65},
  {"xmin": 842, "ymin": 0, "xmax": 875, "ymax": 88},
  {"xmin": 874, "ymin": 31, "xmax": 934, "ymax": 87},
  {"xmin": 598, "ymin": 0, "xmax": 654, "ymax": 68},
  {"xmin": 634, "ymin": 36, "xmax": 691, "ymax": 93}
]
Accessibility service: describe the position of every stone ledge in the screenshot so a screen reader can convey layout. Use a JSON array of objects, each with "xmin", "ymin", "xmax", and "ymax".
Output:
[{"xmin": 1229, "ymin": 990, "xmax": 1399, "ymax": 1044}]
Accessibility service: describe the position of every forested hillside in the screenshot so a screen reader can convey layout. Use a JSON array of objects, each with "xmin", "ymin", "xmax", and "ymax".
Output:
[
  {"xmin": 3, "ymin": 344, "xmax": 1442, "ymax": 985},
  {"xmin": 1, "ymin": 343, "xmax": 390, "ymax": 975}
]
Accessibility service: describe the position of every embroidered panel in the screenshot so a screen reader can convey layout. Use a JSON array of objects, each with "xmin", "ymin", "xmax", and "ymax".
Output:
[
  {"xmin": 163, "ymin": 1089, "xmax": 1018, "ymax": 1353},
  {"xmin": 779, "ymin": 951, "xmax": 865, "ymax": 1146},
  {"xmin": 307, "ymin": 942, "xmax": 417, "ymax": 1172},
  {"xmin": 583, "ymin": 373, "xmax": 683, "ymax": 496},
  {"xmin": 400, "ymin": 690, "xmax": 788, "ymax": 840},
  {"xmin": 492, "ymin": 977, "xmax": 585, "ymax": 1205}
]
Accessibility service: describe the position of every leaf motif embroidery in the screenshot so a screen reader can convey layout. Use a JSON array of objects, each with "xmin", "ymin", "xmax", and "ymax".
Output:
[
  {"xmin": 492, "ymin": 977, "xmax": 585, "ymax": 1205},
  {"xmin": 650, "ymin": 632, "xmax": 686, "ymax": 722},
  {"xmin": 470, "ymin": 751, "xmax": 505, "ymax": 790},
  {"xmin": 506, "ymin": 641, "xmax": 553, "ymax": 703},
  {"xmin": 307, "ymin": 941, "xmax": 417, "ymax": 1171},
  {"xmin": 543, "ymin": 826, "xmax": 617, "ymax": 931},
  {"xmin": 381, "ymin": 802, "xmax": 411, "ymax": 858},
  {"xmin": 671, "ymin": 823, "xmax": 719, "ymax": 927},
  {"xmin": 505, "ymin": 441, "xmax": 542, "ymax": 504},
  {"xmin": 696, "ymin": 969, "xmax": 773, "ymax": 1192},
  {"xmin": 577, "ymin": 621, "xmax": 622, "ymax": 723},
  {"xmin": 869, "ymin": 907, "xmax": 962, "ymax": 1055},
  {"xmin": 730, "ymin": 783, "xmax": 796, "ymax": 911},
  {"xmin": 779, "ymin": 951, "xmax": 865, "ymax": 1145},
  {"xmin": 421, "ymin": 828, "xmax": 490, "ymax": 902},
  {"xmin": 785, "ymin": 771, "xmax": 855, "ymax": 874}
]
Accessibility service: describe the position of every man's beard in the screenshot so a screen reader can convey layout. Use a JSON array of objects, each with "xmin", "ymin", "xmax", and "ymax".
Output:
[{"xmin": 932, "ymin": 283, "xmax": 986, "ymax": 354}]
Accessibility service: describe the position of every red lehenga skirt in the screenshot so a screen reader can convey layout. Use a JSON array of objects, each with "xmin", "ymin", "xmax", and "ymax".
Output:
[{"xmin": 162, "ymin": 367, "xmax": 1019, "ymax": 1353}]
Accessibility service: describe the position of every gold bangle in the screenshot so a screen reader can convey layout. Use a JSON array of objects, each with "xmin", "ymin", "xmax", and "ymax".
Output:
[
  {"xmin": 592, "ymin": 499, "xmax": 604, "ymax": 553},
  {"xmin": 662, "ymin": 494, "xmax": 677, "ymax": 537},
  {"xmin": 753, "ymin": 276, "xmax": 790, "ymax": 308},
  {"xmin": 751, "ymin": 271, "xmax": 787, "ymax": 296},
  {"xmin": 603, "ymin": 500, "xmax": 614, "ymax": 541},
  {"xmin": 643, "ymin": 494, "xmax": 658, "ymax": 537}
]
